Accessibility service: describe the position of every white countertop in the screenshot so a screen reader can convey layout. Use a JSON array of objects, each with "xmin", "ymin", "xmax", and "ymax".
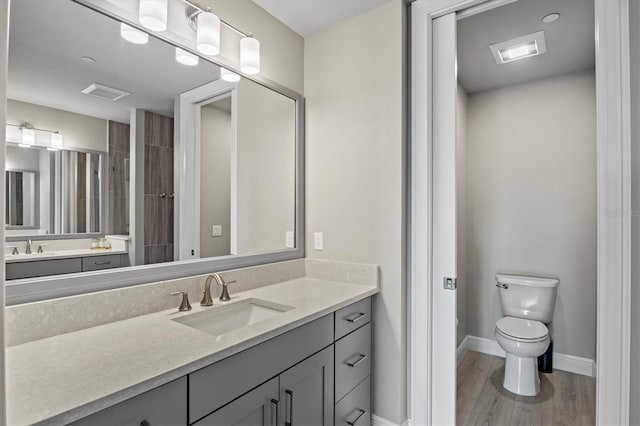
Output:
[
  {"xmin": 6, "ymin": 277, "xmax": 377, "ymax": 425},
  {"xmin": 5, "ymin": 248, "xmax": 127, "ymax": 263}
]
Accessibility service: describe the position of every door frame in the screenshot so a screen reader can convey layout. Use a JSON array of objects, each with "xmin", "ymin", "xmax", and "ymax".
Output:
[{"xmin": 409, "ymin": 0, "xmax": 632, "ymax": 425}]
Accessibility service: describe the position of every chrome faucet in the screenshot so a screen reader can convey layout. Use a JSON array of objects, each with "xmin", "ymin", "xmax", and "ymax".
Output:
[
  {"xmin": 209, "ymin": 273, "xmax": 236, "ymax": 302},
  {"xmin": 25, "ymin": 240, "xmax": 32, "ymax": 255}
]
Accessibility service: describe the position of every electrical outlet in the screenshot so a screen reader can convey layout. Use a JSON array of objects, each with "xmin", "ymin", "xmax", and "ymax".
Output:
[
  {"xmin": 212, "ymin": 225, "xmax": 222, "ymax": 237},
  {"xmin": 285, "ymin": 231, "xmax": 294, "ymax": 248},
  {"xmin": 314, "ymin": 232, "xmax": 323, "ymax": 250}
]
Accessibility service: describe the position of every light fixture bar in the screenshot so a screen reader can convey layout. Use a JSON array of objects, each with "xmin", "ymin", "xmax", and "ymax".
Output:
[
  {"xmin": 6, "ymin": 123, "xmax": 59, "ymax": 134},
  {"xmin": 183, "ymin": 0, "xmax": 250, "ymax": 38}
]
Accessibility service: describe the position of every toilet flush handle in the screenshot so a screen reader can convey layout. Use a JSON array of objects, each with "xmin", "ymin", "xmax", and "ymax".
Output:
[{"xmin": 496, "ymin": 283, "xmax": 509, "ymax": 289}]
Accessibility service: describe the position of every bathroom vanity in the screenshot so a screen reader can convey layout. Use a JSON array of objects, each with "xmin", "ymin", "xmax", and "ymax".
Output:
[{"xmin": 5, "ymin": 259, "xmax": 377, "ymax": 425}]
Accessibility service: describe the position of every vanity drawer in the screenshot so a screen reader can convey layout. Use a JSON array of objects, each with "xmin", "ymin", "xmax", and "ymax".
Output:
[
  {"xmin": 6, "ymin": 258, "xmax": 82, "ymax": 279},
  {"xmin": 335, "ymin": 323, "xmax": 371, "ymax": 402},
  {"xmin": 82, "ymin": 254, "xmax": 122, "ymax": 271},
  {"xmin": 335, "ymin": 377, "xmax": 371, "ymax": 426},
  {"xmin": 335, "ymin": 298, "xmax": 371, "ymax": 340},
  {"xmin": 70, "ymin": 377, "xmax": 187, "ymax": 426}
]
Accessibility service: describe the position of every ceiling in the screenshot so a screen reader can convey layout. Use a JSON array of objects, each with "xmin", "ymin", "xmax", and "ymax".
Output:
[
  {"xmin": 8, "ymin": 0, "xmax": 220, "ymax": 124},
  {"xmin": 252, "ymin": 0, "xmax": 392, "ymax": 37},
  {"xmin": 457, "ymin": 0, "xmax": 595, "ymax": 94}
]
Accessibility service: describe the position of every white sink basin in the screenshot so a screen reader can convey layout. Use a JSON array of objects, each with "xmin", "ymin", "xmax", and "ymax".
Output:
[{"xmin": 172, "ymin": 298, "xmax": 294, "ymax": 337}]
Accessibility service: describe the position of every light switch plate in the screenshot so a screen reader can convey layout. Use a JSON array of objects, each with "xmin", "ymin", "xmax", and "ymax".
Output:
[
  {"xmin": 285, "ymin": 231, "xmax": 294, "ymax": 248},
  {"xmin": 212, "ymin": 225, "xmax": 222, "ymax": 237},
  {"xmin": 314, "ymin": 232, "xmax": 323, "ymax": 250}
]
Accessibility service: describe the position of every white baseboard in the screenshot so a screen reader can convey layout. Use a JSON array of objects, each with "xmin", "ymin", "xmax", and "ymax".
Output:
[
  {"xmin": 456, "ymin": 335, "xmax": 469, "ymax": 366},
  {"xmin": 461, "ymin": 335, "xmax": 596, "ymax": 377},
  {"xmin": 372, "ymin": 414, "xmax": 408, "ymax": 426}
]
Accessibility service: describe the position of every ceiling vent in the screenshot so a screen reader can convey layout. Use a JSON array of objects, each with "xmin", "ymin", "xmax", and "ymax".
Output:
[
  {"xmin": 489, "ymin": 31, "xmax": 547, "ymax": 64},
  {"xmin": 81, "ymin": 83, "xmax": 131, "ymax": 101}
]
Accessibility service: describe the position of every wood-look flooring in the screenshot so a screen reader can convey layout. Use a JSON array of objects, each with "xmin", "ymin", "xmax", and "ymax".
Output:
[{"xmin": 457, "ymin": 351, "xmax": 596, "ymax": 426}]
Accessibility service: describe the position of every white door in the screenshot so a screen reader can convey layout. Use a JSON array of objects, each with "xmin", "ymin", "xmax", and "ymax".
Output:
[{"xmin": 431, "ymin": 11, "xmax": 458, "ymax": 426}]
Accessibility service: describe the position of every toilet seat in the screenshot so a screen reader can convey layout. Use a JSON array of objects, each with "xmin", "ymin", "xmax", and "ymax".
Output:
[{"xmin": 496, "ymin": 316, "xmax": 548, "ymax": 342}]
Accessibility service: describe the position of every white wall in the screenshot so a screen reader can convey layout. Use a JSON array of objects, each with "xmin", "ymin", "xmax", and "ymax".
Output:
[
  {"xmin": 200, "ymin": 103, "xmax": 231, "ymax": 258},
  {"xmin": 6, "ymin": 99, "xmax": 108, "ymax": 152},
  {"xmin": 456, "ymin": 84, "xmax": 468, "ymax": 346},
  {"xmin": 463, "ymin": 71, "xmax": 597, "ymax": 359},
  {"xmin": 304, "ymin": 1, "xmax": 406, "ymax": 422},
  {"xmin": 5, "ymin": 145, "xmax": 39, "ymax": 170},
  {"xmin": 629, "ymin": 0, "xmax": 640, "ymax": 423},
  {"xmin": 236, "ymin": 78, "xmax": 296, "ymax": 255}
]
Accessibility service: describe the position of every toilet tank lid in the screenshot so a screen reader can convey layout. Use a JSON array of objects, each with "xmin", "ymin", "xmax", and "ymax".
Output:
[{"xmin": 496, "ymin": 274, "xmax": 559, "ymax": 288}]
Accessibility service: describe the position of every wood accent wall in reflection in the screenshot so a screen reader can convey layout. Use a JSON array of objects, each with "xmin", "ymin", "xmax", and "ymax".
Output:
[
  {"xmin": 143, "ymin": 112, "xmax": 174, "ymax": 264},
  {"xmin": 108, "ymin": 121, "xmax": 130, "ymax": 235},
  {"xmin": 77, "ymin": 153, "xmax": 87, "ymax": 232}
]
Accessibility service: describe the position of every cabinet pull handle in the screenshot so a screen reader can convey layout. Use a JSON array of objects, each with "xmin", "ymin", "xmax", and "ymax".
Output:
[
  {"xmin": 346, "ymin": 353, "xmax": 367, "ymax": 368},
  {"xmin": 271, "ymin": 398, "xmax": 279, "ymax": 426},
  {"xmin": 285, "ymin": 389, "xmax": 294, "ymax": 426},
  {"xmin": 94, "ymin": 260, "xmax": 112, "ymax": 266},
  {"xmin": 346, "ymin": 409, "xmax": 366, "ymax": 426},
  {"xmin": 345, "ymin": 312, "xmax": 366, "ymax": 323},
  {"xmin": 140, "ymin": 420, "xmax": 151, "ymax": 426}
]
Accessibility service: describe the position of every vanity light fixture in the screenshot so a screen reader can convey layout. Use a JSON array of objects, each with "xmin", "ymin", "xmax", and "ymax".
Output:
[
  {"xmin": 489, "ymin": 31, "xmax": 547, "ymax": 64},
  {"xmin": 19, "ymin": 124, "xmax": 35, "ymax": 147},
  {"xmin": 120, "ymin": 23, "xmax": 149, "ymax": 44},
  {"xmin": 197, "ymin": 10, "xmax": 221, "ymax": 56},
  {"xmin": 240, "ymin": 35, "xmax": 260, "ymax": 75},
  {"xmin": 221, "ymin": 68, "xmax": 240, "ymax": 82},
  {"xmin": 50, "ymin": 132, "xmax": 63, "ymax": 149},
  {"xmin": 139, "ymin": 0, "xmax": 168, "ymax": 32},
  {"xmin": 175, "ymin": 47, "xmax": 199, "ymax": 66}
]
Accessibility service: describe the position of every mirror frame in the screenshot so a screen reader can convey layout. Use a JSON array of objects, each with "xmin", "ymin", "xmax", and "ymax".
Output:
[{"xmin": 5, "ymin": 0, "xmax": 305, "ymax": 305}]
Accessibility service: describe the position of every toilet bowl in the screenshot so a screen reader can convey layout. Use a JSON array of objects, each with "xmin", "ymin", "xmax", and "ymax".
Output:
[
  {"xmin": 495, "ymin": 316, "xmax": 550, "ymax": 396},
  {"xmin": 494, "ymin": 274, "xmax": 559, "ymax": 396}
]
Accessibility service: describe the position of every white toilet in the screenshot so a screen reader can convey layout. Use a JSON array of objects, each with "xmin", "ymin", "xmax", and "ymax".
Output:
[{"xmin": 494, "ymin": 274, "xmax": 559, "ymax": 396}]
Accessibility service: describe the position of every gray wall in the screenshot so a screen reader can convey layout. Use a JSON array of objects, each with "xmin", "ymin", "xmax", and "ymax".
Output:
[
  {"xmin": 463, "ymin": 71, "xmax": 597, "ymax": 359},
  {"xmin": 629, "ymin": 0, "xmax": 640, "ymax": 423},
  {"xmin": 304, "ymin": 1, "xmax": 406, "ymax": 422},
  {"xmin": 200, "ymin": 103, "xmax": 231, "ymax": 258},
  {"xmin": 456, "ymin": 84, "xmax": 468, "ymax": 346}
]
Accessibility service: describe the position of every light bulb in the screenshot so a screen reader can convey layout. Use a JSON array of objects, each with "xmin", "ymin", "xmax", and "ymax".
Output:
[
  {"xmin": 51, "ymin": 132, "xmax": 63, "ymax": 148},
  {"xmin": 138, "ymin": 0, "xmax": 168, "ymax": 32},
  {"xmin": 197, "ymin": 11, "xmax": 221, "ymax": 56},
  {"xmin": 120, "ymin": 23, "xmax": 149, "ymax": 44},
  {"xmin": 221, "ymin": 68, "xmax": 241, "ymax": 82},
  {"xmin": 21, "ymin": 127, "xmax": 35, "ymax": 145},
  {"xmin": 240, "ymin": 36, "xmax": 260, "ymax": 75},
  {"xmin": 175, "ymin": 47, "xmax": 199, "ymax": 66}
]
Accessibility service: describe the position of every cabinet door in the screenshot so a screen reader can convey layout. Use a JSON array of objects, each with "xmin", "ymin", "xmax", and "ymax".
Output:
[
  {"xmin": 194, "ymin": 377, "xmax": 279, "ymax": 426},
  {"xmin": 279, "ymin": 345, "xmax": 334, "ymax": 426}
]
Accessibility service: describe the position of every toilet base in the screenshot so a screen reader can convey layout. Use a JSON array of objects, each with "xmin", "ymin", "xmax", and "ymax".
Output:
[{"xmin": 503, "ymin": 353, "xmax": 540, "ymax": 396}]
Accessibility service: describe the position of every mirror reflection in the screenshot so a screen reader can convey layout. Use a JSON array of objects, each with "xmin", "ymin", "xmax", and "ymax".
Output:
[{"xmin": 5, "ymin": 0, "xmax": 297, "ymax": 279}]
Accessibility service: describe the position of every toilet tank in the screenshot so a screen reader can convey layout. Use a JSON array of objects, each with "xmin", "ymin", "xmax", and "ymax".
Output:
[{"xmin": 496, "ymin": 274, "xmax": 559, "ymax": 323}]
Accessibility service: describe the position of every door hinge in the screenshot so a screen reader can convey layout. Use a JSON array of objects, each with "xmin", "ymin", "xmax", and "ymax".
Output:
[{"xmin": 443, "ymin": 277, "xmax": 457, "ymax": 290}]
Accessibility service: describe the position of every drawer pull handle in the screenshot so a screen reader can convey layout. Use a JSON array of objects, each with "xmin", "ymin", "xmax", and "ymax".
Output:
[
  {"xmin": 140, "ymin": 421, "xmax": 151, "ymax": 426},
  {"xmin": 345, "ymin": 312, "xmax": 366, "ymax": 323},
  {"xmin": 285, "ymin": 389, "xmax": 294, "ymax": 426},
  {"xmin": 271, "ymin": 398, "xmax": 279, "ymax": 426},
  {"xmin": 346, "ymin": 409, "xmax": 366, "ymax": 425},
  {"xmin": 94, "ymin": 260, "xmax": 112, "ymax": 266},
  {"xmin": 346, "ymin": 353, "xmax": 367, "ymax": 368}
]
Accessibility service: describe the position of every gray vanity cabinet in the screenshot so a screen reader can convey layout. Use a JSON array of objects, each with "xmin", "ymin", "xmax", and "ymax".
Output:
[
  {"xmin": 279, "ymin": 345, "xmax": 334, "ymax": 426},
  {"xmin": 195, "ymin": 377, "xmax": 279, "ymax": 426}
]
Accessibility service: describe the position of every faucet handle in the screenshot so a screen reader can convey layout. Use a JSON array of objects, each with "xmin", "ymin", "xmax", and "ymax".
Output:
[
  {"xmin": 6, "ymin": 246, "xmax": 18, "ymax": 255},
  {"xmin": 37, "ymin": 244, "xmax": 48, "ymax": 254},
  {"xmin": 171, "ymin": 291, "xmax": 192, "ymax": 312}
]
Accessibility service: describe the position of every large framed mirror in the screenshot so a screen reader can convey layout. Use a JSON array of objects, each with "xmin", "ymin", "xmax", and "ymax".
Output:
[{"xmin": 4, "ymin": 0, "xmax": 304, "ymax": 304}]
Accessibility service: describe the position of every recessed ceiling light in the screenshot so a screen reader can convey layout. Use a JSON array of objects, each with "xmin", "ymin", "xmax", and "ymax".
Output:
[
  {"xmin": 489, "ymin": 31, "xmax": 547, "ymax": 64},
  {"xmin": 542, "ymin": 13, "xmax": 560, "ymax": 23},
  {"xmin": 80, "ymin": 56, "xmax": 96, "ymax": 63}
]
